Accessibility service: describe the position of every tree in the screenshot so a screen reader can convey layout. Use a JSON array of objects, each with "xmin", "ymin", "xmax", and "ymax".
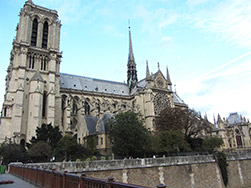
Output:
[
  {"xmin": 29, "ymin": 123, "xmax": 62, "ymax": 150},
  {"xmin": 0, "ymin": 143, "xmax": 25, "ymax": 164},
  {"xmin": 154, "ymin": 130, "xmax": 191, "ymax": 154},
  {"xmin": 55, "ymin": 135, "xmax": 90, "ymax": 161},
  {"xmin": 155, "ymin": 107, "xmax": 217, "ymax": 153},
  {"xmin": 28, "ymin": 141, "xmax": 51, "ymax": 162},
  {"xmin": 109, "ymin": 111, "xmax": 150, "ymax": 158},
  {"xmin": 202, "ymin": 137, "xmax": 224, "ymax": 153},
  {"xmin": 156, "ymin": 107, "xmax": 213, "ymax": 141}
]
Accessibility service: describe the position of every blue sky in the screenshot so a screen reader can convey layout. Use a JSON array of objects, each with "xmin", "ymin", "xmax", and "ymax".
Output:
[{"xmin": 0, "ymin": 0, "xmax": 250, "ymax": 122}]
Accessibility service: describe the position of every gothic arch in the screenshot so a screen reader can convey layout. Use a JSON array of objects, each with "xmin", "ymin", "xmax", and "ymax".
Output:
[
  {"xmin": 84, "ymin": 98, "xmax": 91, "ymax": 115},
  {"xmin": 96, "ymin": 99, "xmax": 101, "ymax": 114},
  {"xmin": 42, "ymin": 21, "xmax": 49, "ymax": 49},
  {"xmin": 31, "ymin": 18, "xmax": 38, "ymax": 46},
  {"xmin": 72, "ymin": 96, "xmax": 79, "ymax": 115},
  {"xmin": 235, "ymin": 129, "xmax": 243, "ymax": 147}
]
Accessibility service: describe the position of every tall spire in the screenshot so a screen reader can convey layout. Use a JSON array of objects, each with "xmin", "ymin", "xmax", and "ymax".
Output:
[
  {"xmin": 127, "ymin": 20, "xmax": 138, "ymax": 89},
  {"xmin": 128, "ymin": 21, "xmax": 135, "ymax": 63},
  {"xmin": 166, "ymin": 66, "xmax": 172, "ymax": 84},
  {"xmin": 146, "ymin": 60, "xmax": 150, "ymax": 79}
]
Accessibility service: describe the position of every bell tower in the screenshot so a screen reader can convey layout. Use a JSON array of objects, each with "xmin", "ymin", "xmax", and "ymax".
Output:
[{"xmin": 0, "ymin": 0, "xmax": 62, "ymax": 143}]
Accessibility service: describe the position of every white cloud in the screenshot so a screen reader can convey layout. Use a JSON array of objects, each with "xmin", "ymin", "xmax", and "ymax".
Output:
[
  {"xmin": 134, "ymin": 5, "xmax": 179, "ymax": 33},
  {"xmin": 186, "ymin": 0, "xmax": 251, "ymax": 48},
  {"xmin": 178, "ymin": 52, "xmax": 251, "ymax": 122}
]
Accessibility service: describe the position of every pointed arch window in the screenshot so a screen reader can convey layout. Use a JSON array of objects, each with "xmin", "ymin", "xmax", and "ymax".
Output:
[
  {"xmin": 42, "ymin": 21, "xmax": 49, "ymax": 49},
  {"xmin": 235, "ymin": 129, "xmax": 243, "ymax": 147},
  {"xmin": 72, "ymin": 100, "xmax": 78, "ymax": 115},
  {"xmin": 62, "ymin": 95, "xmax": 67, "ymax": 111},
  {"xmin": 84, "ymin": 101, "xmax": 90, "ymax": 115},
  {"xmin": 3, "ymin": 106, "xmax": 7, "ymax": 117},
  {"xmin": 96, "ymin": 99, "xmax": 100, "ymax": 115},
  {"xmin": 42, "ymin": 92, "xmax": 47, "ymax": 117},
  {"xmin": 40, "ymin": 56, "xmax": 47, "ymax": 71},
  {"xmin": 31, "ymin": 18, "xmax": 38, "ymax": 46}
]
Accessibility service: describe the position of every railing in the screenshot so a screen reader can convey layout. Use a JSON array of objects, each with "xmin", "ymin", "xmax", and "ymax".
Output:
[{"xmin": 9, "ymin": 164, "xmax": 166, "ymax": 188}]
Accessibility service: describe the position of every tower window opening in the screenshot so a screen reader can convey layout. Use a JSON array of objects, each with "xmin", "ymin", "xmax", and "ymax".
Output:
[
  {"xmin": 40, "ymin": 57, "xmax": 43, "ymax": 70},
  {"xmin": 42, "ymin": 92, "xmax": 47, "ymax": 117},
  {"xmin": 32, "ymin": 56, "xmax": 35, "ymax": 69},
  {"xmin": 28, "ymin": 55, "xmax": 32, "ymax": 68},
  {"xmin": 44, "ymin": 58, "xmax": 47, "ymax": 70},
  {"xmin": 3, "ymin": 107, "xmax": 7, "ymax": 117},
  {"xmin": 31, "ymin": 18, "xmax": 38, "ymax": 46},
  {"xmin": 40, "ymin": 57, "xmax": 47, "ymax": 71},
  {"xmin": 42, "ymin": 21, "xmax": 49, "ymax": 49}
]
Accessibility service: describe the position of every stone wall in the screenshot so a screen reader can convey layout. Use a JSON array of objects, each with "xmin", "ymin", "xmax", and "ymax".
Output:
[{"xmin": 26, "ymin": 153, "xmax": 251, "ymax": 188}]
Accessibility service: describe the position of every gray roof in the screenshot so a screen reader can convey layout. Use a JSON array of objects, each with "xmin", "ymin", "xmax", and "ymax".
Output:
[
  {"xmin": 173, "ymin": 92, "xmax": 186, "ymax": 106},
  {"xmin": 60, "ymin": 73, "xmax": 129, "ymax": 96},
  {"xmin": 85, "ymin": 114, "xmax": 112, "ymax": 135},
  {"xmin": 137, "ymin": 78, "xmax": 146, "ymax": 88},
  {"xmin": 96, "ymin": 113, "xmax": 112, "ymax": 133},
  {"xmin": 228, "ymin": 112, "xmax": 242, "ymax": 125},
  {"xmin": 85, "ymin": 116, "xmax": 98, "ymax": 135}
]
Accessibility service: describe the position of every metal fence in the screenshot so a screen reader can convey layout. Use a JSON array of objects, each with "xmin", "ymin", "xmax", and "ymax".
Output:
[{"xmin": 9, "ymin": 164, "xmax": 166, "ymax": 188}]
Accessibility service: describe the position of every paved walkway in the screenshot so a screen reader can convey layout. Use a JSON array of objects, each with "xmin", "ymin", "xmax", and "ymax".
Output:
[{"xmin": 0, "ymin": 173, "xmax": 38, "ymax": 188}]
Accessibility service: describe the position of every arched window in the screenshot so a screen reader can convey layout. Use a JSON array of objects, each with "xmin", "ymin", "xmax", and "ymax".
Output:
[
  {"xmin": 3, "ymin": 107, "xmax": 7, "ymax": 117},
  {"xmin": 96, "ymin": 99, "xmax": 100, "ymax": 114},
  {"xmin": 101, "ymin": 137, "xmax": 103, "ymax": 145},
  {"xmin": 40, "ymin": 56, "xmax": 47, "ymax": 71},
  {"xmin": 42, "ymin": 92, "xmax": 47, "ymax": 117},
  {"xmin": 62, "ymin": 95, "xmax": 67, "ymax": 110},
  {"xmin": 235, "ymin": 129, "xmax": 243, "ymax": 147},
  {"xmin": 85, "ymin": 101, "xmax": 90, "ymax": 115},
  {"xmin": 31, "ymin": 18, "xmax": 38, "ymax": 46},
  {"xmin": 32, "ymin": 56, "xmax": 35, "ymax": 69},
  {"xmin": 72, "ymin": 100, "xmax": 78, "ymax": 115},
  {"xmin": 42, "ymin": 21, "xmax": 49, "ymax": 49}
]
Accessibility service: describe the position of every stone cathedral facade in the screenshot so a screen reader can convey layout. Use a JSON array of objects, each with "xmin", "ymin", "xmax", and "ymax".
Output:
[{"xmin": 0, "ymin": 0, "xmax": 187, "ymax": 154}]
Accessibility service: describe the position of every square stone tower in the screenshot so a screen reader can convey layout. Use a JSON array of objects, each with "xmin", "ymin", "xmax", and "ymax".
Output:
[{"xmin": 0, "ymin": 0, "xmax": 62, "ymax": 143}]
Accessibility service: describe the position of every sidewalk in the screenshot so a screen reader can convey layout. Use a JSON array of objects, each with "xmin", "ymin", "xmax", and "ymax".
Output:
[{"xmin": 0, "ymin": 173, "xmax": 38, "ymax": 188}]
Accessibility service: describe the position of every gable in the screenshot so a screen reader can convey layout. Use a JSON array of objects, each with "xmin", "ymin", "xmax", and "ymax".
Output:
[{"xmin": 153, "ymin": 71, "xmax": 167, "ymax": 89}]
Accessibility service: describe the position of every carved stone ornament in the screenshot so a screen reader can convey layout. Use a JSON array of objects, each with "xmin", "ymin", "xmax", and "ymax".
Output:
[
  {"xmin": 156, "ymin": 77, "xmax": 164, "ymax": 88},
  {"xmin": 153, "ymin": 92, "xmax": 170, "ymax": 115}
]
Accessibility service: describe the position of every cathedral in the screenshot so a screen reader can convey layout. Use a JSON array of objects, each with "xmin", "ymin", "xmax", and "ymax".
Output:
[
  {"xmin": 0, "ymin": 0, "xmax": 186, "ymax": 154},
  {"xmin": 1, "ymin": 0, "xmax": 250, "ymax": 155}
]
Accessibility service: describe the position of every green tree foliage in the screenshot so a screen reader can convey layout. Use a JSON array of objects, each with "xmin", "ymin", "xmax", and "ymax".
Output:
[
  {"xmin": 154, "ymin": 130, "xmax": 191, "ymax": 154},
  {"xmin": 202, "ymin": 137, "xmax": 224, "ymax": 153},
  {"xmin": 109, "ymin": 111, "xmax": 150, "ymax": 158},
  {"xmin": 29, "ymin": 123, "xmax": 62, "ymax": 150},
  {"xmin": 156, "ymin": 107, "xmax": 213, "ymax": 141},
  {"xmin": 155, "ymin": 107, "xmax": 221, "ymax": 153},
  {"xmin": 28, "ymin": 141, "xmax": 51, "ymax": 162},
  {"xmin": 0, "ymin": 143, "xmax": 25, "ymax": 164},
  {"xmin": 55, "ymin": 135, "xmax": 91, "ymax": 161}
]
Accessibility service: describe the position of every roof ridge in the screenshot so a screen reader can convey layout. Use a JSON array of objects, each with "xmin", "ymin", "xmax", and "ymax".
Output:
[{"xmin": 60, "ymin": 73, "xmax": 127, "ymax": 86}]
